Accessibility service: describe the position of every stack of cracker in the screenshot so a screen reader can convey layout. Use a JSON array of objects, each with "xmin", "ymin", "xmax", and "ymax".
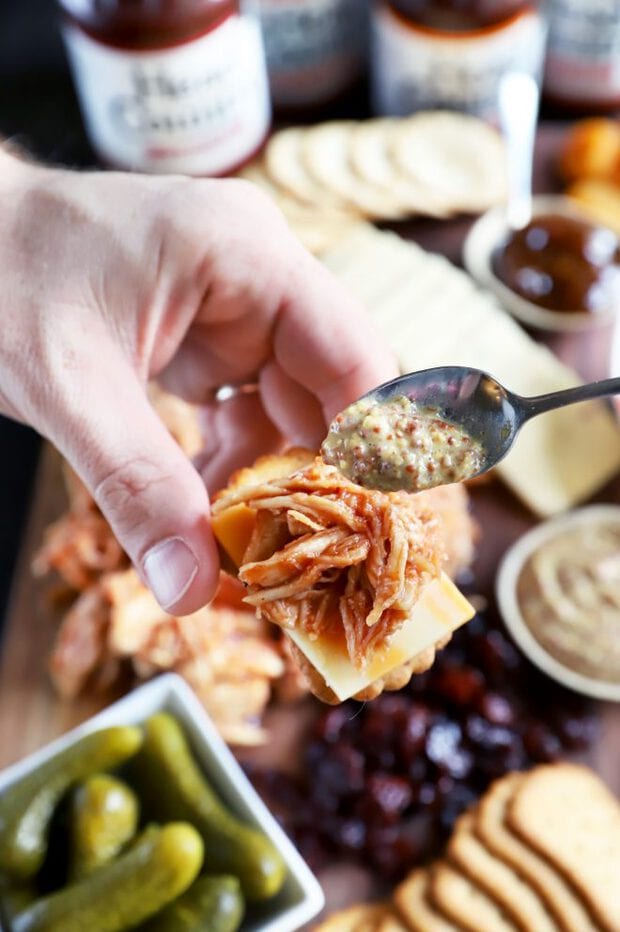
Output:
[
  {"xmin": 237, "ymin": 112, "xmax": 506, "ymax": 254},
  {"xmin": 315, "ymin": 763, "xmax": 620, "ymax": 932}
]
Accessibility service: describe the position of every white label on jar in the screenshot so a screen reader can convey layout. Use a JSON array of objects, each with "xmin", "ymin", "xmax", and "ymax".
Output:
[
  {"xmin": 250, "ymin": 0, "xmax": 369, "ymax": 106},
  {"xmin": 544, "ymin": 0, "xmax": 620, "ymax": 103},
  {"xmin": 63, "ymin": 14, "xmax": 271, "ymax": 175},
  {"xmin": 371, "ymin": 3, "xmax": 546, "ymax": 122}
]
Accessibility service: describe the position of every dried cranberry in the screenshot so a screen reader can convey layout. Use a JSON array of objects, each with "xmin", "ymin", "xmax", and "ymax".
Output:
[
  {"xmin": 465, "ymin": 715, "xmax": 515, "ymax": 751},
  {"xmin": 313, "ymin": 745, "xmax": 365, "ymax": 799},
  {"xmin": 399, "ymin": 705, "xmax": 432, "ymax": 762},
  {"xmin": 522, "ymin": 722, "xmax": 563, "ymax": 762},
  {"xmin": 438, "ymin": 783, "xmax": 478, "ymax": 832},
  {"xmin": 432, "ymin": 665, "xmax": 485, "ymax": 705},
  {"xmin": 555, "ymin": 714, "xmax": 598, "ymax": 751},
  {"xmin": 366, "ymin": 822, "xmax": 428, "ymax": 879},
  {"xmin": 315, "ymin": 705, "xmax": 353, "ymax": 743},
  {"xmin": 415, "ymin": 782, "xmax": 439, "ymax": 808},
  {"xmin": 425, "ymin": 720, "xmax": 462, "ymax": 768},
  {"xmin": 364, "ymin": 773, "xmax": 413, "ymax": 822},
  {"xmin": 328, "ymin": 817, "xmax": 367, "ymax": 851},
  {"xmin": 476, "ymin": 691, "xmax": 516, "ymax": 725},
  {"xmin": 407, "ymin": 756, "xmax": 428, "ymax": 784},
  {"xmin": 471, "ymin": 630, "xmax": 521, "ymax": 681}
]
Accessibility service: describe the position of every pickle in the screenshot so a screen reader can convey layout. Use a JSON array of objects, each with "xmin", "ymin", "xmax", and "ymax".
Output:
[
  {"xmin": 0, "ymin": 881, "xmax": 35, "ymax": 925},
  {"xmin": 12, "ymin": 822, "xmax": 203, "ymax": 932},
  {"xmin": 129, "ymin": 714, "xmax": 286, "ymax": 901},
  {"xmin": 141, "ymin": 875, "xmax": 244, "ymax": 932},
  {"xmin": 0, "ymin": 726, "xmax": 142, "ymax": 880},
  {"xmin": 69, "ymin": 774, "xmax": 139, "ymax": 880}
]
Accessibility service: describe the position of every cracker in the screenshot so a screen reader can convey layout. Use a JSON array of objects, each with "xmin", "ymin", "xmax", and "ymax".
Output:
[
  {"xmin": 391, "ymin": 112, "xmax": 506, "ymax": 214},
  {"xmin": 265, "ymin": 127, "xmax": 351, "ymax": 211},
  {"xmin": 303, "ymin": 121, "xmax": 407, "ymax": 220},
  {"xmin": 376, "ymin": 910, "xmax": 411, "ymax": 932},
  {"xmin": 350, "ymin": 119, "xmax": 450, "ymax": 218},
  {"xmin": 316, "ymin": 903, "xmax": 389, "ymax": 932},
  {"xmin": 448, "ymin": 811, "xmax": 556, "ymax": 932},
  {"xmin": 237, "ymin": 160, "xmax": 364, "ymax": 254},
  {"xmin": 508, "ymin": 763, "xmax": 620, "ymax": 932},
  {"xmin": 475, "ymin": 774, "xmax": 598, "ymax": 932},
  {"xmin": 393, "ymin": 868, "xmax": 461, "ymax": 932},
  {"xmin": 429, "ymin": 861, "xmax": 518, "ymax": 932}
]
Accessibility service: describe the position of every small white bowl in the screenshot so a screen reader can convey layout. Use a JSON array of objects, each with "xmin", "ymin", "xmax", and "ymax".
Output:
[
  {"xmin": 464, "ymin": 194, "xmax": 619, "ymax": 332},
  {"xmin": 496, "ymin": 505, "xmax": 620, "ymax": 702},
  {"xmin": 0, "ymin": 674, "xmax": 324, "ymax": 932}
]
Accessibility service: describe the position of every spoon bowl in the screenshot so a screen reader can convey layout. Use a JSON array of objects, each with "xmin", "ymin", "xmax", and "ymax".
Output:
[
  {"xmin": 324, "ymin": 366, "xmax": 620, "ymax": 492},
  {"xmin": 365, "ymin": 366, "xmax": 521, "ymax": 478}
]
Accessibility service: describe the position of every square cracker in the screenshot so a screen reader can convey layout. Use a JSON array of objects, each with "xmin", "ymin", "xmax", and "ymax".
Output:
[
  {"xmin": 393, "ymin": 868, "xmax": 462, "ymax": 932},
  {"xmin": 475, "ymin": 774, "xmax": 598, "ymax": 932},
  {"xmin": 508, "ymin": 763, "xmax": 620, "ymax": 932},
  {"xmin": 448, "ymin": 810, "xmax": 557, "ymax": 931},
  {"xmin": 429, "ymin": 861, "xmax": 518, "ymax": 932}
]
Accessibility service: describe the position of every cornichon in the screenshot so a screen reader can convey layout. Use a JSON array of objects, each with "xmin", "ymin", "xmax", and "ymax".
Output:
[
  {"xmin": 0, "ymin": 726, "xmax": 142, "ymax": 879},
  {"xmin": 129, "ymin": 713, "xmax": 286, "ymax": 900},
  {"xmin": 12, "ymin": 822, "xmax": 203, "ymax": 932},
  {"xmin": 140, "ymin": 875, "xmax": 244, "ymax": 932},
  {"xmin": 69, "ymin": 774, "xmax": 139, "ymax": 880}
]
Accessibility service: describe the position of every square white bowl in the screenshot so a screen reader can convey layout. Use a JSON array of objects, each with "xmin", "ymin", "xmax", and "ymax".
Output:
[{"xmin": 0, "ymin": 673, "xmax": 324, "ymax": 932}]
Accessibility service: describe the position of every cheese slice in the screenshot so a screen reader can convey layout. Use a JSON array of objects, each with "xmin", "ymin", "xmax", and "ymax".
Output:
[{"xmin": 287, "ymin": 572, "xmax": 475, "ymax": 701}]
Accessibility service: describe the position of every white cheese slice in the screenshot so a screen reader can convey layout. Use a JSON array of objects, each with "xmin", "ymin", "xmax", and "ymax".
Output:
[{"xmin": 286, "ymin": 572, "xmax": 474, "ymax": 701}]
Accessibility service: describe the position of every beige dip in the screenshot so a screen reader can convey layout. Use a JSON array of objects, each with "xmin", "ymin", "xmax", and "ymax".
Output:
[
  {"xmin": 321, "ymin": 395, "xmax": 484, "ymax": 493},
  {"xmin": 517, "ymin": 519, "xmax": 620, "ymax": 683}
]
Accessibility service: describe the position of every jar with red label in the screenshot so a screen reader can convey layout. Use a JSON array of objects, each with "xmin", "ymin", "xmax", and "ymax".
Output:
[
  {"xmin": 371, "ymin": 0, "xmax": 546, "ymax": 122},
  {"xmin": 57, "ymin": 0, "xmax": 271, "ymax": 176},
  {"xmin": 251, "ymin": 0, "xmax": 370, "ymax": 109},
  {"xmin": 543, "ymin": 0, "xmax": 620, "ymax": 112}
]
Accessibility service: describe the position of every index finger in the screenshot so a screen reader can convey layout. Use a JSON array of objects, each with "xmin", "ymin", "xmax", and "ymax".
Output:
[{"xmin": 273, "ymin": 252, "xmax": 399, "ymax": 421}]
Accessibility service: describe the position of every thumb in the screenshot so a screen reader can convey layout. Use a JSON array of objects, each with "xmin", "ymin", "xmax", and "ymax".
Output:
[{"xmin": 47, "ymin": 347, "xmax": 219, "ymax": 615}]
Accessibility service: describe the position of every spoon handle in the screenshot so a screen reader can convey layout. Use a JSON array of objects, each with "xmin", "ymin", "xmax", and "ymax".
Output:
[
  {"xmin": 498, "ymin": 72, "xmax": 540, "ymax": 230},
  {"xmin": 518, "ymin": 377, "xmax": 620, "ymax": 421}
]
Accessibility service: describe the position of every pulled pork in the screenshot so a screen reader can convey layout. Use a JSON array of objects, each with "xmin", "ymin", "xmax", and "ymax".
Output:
[{"xmin": 213, "ymin": 458, "xmax": 445, "ymax": 669}]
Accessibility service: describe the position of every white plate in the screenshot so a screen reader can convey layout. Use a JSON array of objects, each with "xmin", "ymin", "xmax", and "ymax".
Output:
[
  {"xmin": 464, "ymin": 194, "xmax": 619, "ymax": 333},
  {"xmin": 496, "ymin": 505, "xmax": 620, "ymax": 702},
  {"xmin": 0, "ymin": 674, "xmax": 324, "ymax": 932}
]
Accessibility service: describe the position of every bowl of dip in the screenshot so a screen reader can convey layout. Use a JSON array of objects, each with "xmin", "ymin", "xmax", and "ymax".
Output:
[
  {"xmin": 496, "ymin": 505, "xmax": 620, "ymax": 701},
  {"xmin": 464, "ymin": 194, "xmax": 620, "ymax": 332}
]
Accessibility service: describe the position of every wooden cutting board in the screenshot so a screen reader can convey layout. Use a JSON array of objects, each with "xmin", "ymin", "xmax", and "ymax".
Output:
[{"xmin": 2, "ymin": 440, "xmax": 620, "ymax": 794}]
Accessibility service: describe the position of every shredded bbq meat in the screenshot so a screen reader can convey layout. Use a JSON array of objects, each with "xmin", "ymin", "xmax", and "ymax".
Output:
[{"xmin": 213, "ymin": 459, "xmax": 445, "ymax": 667}]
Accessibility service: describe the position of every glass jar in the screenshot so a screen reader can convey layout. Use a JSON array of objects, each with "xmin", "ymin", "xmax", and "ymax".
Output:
[
  {"xmin": 371, "ymin": 0, "xmax": 546, "ymax": 121},
  {"xmin": 252, "ymin": 0, "xmax": 370, "ymax": 110},
  {"xmin": 57, "ymin": 0, "xmax": 271, "ymax": 175},
  {"xmin": 543, "ymin": 0, "xmax": 620, "ymax": 112}
]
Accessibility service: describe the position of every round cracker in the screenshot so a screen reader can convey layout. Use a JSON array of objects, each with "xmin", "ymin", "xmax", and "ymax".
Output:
[
  {"xmin": 303, "ymin": 120, "xmax": 407, "ymax": 221},
  {"xmin": 316, "ymin": 903, "xmax": 388, "ymax": 932},
  {"xmin": 237, "ymin": 159, "xmax": 363, "ymax": 253},
  {"xmin": 351, "ymin": 118, "xmax": 450, "ymax": 217},
  {"xmin": 265, "ymin": 127, "xmax": 352, "ymax": 212},
  {"xmin": 392, "ymin": 112, "xmax": 507, "ymax": 215}
]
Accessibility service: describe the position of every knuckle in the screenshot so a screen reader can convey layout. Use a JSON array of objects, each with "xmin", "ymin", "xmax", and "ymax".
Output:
[{"xmin": 93, "ymin": 456, "xmax": 169, "ymax": 531}]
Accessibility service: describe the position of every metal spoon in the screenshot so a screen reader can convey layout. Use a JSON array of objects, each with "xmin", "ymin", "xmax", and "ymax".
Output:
[
  {"xmin": 497, "ymin": 71, "xmax": 540, "ymax": 230},
  {"xmin": 325, "ymin": 366, "xmax": 620, "ymax": 490}
]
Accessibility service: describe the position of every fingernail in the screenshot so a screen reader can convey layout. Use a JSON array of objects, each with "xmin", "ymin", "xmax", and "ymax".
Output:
[{"xmin": 143, "ymin": 537, "xmax": 198, "ymax": 611}]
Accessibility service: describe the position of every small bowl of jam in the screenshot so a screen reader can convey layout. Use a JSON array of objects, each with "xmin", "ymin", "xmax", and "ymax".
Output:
[{"xmin": 464, "ymin": 194, "xmax": 620, "ymax": 331}]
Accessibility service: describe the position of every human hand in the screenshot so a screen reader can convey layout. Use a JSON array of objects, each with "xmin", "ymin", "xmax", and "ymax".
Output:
[{"xmin": 0, "ymin": 148, "xmax": 397, "ymax": 614}]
